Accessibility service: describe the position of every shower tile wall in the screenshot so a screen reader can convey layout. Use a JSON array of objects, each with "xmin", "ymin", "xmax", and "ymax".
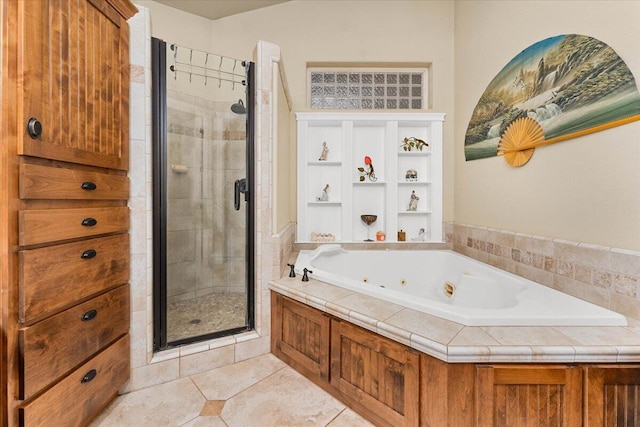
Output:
[{"xmin": 167, "ymin": 91, "xmax": 246, "ymax": 304}]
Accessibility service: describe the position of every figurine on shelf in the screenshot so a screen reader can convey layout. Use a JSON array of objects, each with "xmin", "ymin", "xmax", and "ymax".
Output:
[
  {"xmin": 412, "ymin": 228, "xmax": 426, "ymax": 241},
  {"xmin": 310, "ymin": 232, "xmax": 335, "ymax": 242},
  {"xmin": 401, "ymin": 136, "xmax": 429, "ymax": 151},
  {"xmin": 405, "ymin": 169, "xmax": 418, "ymax": 182},
  {"xmin": 316, "ymin": 184, "xmax": 330, "ymax": 201},
  {"xmin": 357, "ymin": 156, "xmax": 377, "ymax": 182},
  {"xmin": 318, "ymin": 141, "xmax": 329, "ymax": 161},
  {"xmin": 407, "ymin": 190, "xmax": 419, "ymax": 211}
]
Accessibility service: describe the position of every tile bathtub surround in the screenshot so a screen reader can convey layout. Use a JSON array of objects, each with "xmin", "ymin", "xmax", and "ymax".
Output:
[
  {"xmin": 447, "ymin": 222, "xmax": 640, "ymax": 321},
  {"xmin": 270, "ymin": 276, "xmax": 640, "ymax": 364}
]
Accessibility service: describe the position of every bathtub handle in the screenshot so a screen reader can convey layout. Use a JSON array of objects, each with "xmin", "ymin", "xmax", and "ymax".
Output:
[
  {"xmin": 302, "ymin": 268, "xmax": 313, "ymax": 282},
  {"xmin": 286, "ymin": 263, "xmax": 296, "ymax": 278}
]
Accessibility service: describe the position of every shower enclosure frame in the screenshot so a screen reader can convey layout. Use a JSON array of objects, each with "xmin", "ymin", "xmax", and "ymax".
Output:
[{"xmin": 151, "ymin": 37, "xmax": 255, "ymax": 350}]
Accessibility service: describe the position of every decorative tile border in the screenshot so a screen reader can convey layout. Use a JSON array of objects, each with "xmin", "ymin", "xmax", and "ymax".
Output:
[{"xmin": 446, "ymin": 222, "xmax": 640, "ymax": 321}]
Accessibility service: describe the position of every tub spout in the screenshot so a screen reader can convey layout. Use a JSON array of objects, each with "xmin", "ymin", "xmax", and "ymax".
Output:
[{"xmin": 302, "ymin": 268, "xmax": 313, "ymax": 282}]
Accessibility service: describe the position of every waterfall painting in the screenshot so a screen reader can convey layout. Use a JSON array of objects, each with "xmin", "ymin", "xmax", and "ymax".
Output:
[{"xmin": 465, "ymin": 34, "xmax": 640, "ymax": 162}]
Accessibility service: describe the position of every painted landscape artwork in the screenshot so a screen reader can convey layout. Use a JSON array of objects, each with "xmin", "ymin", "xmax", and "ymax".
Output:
[{"xmin": 465, "ymin": 34, "xmax": 640, "ymax": 161}]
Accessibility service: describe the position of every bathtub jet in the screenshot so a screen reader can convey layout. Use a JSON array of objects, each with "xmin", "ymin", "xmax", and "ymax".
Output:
[{"xmin": 295, "ymin": 246, "xmax": 627, "ymax": 327}]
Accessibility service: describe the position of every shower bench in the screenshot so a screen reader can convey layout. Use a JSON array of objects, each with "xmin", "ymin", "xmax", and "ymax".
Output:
[{"xmin": 270, "ymin": 279, "xmax": 640, "ymax": 427}]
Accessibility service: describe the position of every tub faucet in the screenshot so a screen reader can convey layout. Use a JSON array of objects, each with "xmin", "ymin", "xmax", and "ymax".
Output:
[
  {"xmin": 286, "ymin": 263, "xmax": 296, "ymax": 278},
  {"xmin": 302, "ymin": 268, "xmax": 313, "ymax": 282}
]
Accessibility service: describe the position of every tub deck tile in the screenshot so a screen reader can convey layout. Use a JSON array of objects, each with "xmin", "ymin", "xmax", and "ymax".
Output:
[
  {"xmin": 299, "ymin": 280, "xmax": 355, "ymax": 303},
  {"xmin": 384, "ymin": 308, "xmax": 463, "ymax": 346},
  {"xmin": 348, "ymin": 310, "xmax": 379, "ymax": 330},
  {"xmin": 530, "ymin": 345, "xmax": 576, "ymax": 363},
  {"xmin": 270, "ymin": 278, "xmax": 640, "ymax": 363},
  {"xmin": 616, "ymin": 346, "xmax": 640, "ymax": 362},
  {"xmin": 332, "ymin": 293, "xmax": 404, "ymax": 321},
  {"xmin": 447, "ymin": 345, "xmax": 491, "ymax": 363},
  {"xmin": 488, "ymin": 345, "xmax": 533, "ymax": 363},
  {"xmin": 410, "ymin": 334, "xmax": 448, "ymax": 361},
  {"xmin": 480, "ymin": 326, "xmax": 581, "ymax": 346},
  {"xmin": 376, "ymin": 321, "xmax": 412, "ymax": 347},
  {"xmin": 573, "ymin": 346, "xmax": 618, "ymax": 363},
  {"xmin": 551, "ymin": 326, "xmax": 640, "ymax": 346}
]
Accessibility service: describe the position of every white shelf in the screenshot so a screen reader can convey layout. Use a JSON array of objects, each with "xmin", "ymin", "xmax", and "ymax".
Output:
[
  {"xmin": 308, "ymin": 161, "xmax": 341, "ymax": 166},
  {"xmin": 308, "ymin": 201, "xmax": 341, "ymax": 206},
  {"xmin": 353, "ymin": 181, "xmax": 386, "ymax": 185},
  {"xmin": 297, "ymin": 112, "xmax": 444, "ymax": 243}
]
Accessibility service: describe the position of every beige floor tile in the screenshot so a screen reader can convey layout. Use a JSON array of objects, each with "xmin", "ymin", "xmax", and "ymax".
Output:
[
  {"xmin": 221, "ymin": 367, "xmax": 345, "ymax": 426},
  {"xmin": 90, "ymin": 377, "xmax": 205, "ymax": 426},
  {"xmin": 181, "ymin": 416, "xmax": 227, "ymax": 427},
  {"xmin": 191, "ymin": 353, "xmax": 286, "ymax": 400},
  {"xmin": 326, "ymin": 408, "xmax": 375, "ymax": 426}
]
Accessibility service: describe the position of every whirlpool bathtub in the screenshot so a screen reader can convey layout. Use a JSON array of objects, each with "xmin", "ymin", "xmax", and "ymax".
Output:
[{"xmin": 295, "ymin": 245, "xmax": 627, "ymax": 327}]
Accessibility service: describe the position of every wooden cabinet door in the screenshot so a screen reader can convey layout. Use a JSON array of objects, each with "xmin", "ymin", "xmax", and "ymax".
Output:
[
  {"xmin": 330, "ymin": 318, "xmax": 420, "ymax": 427},
  {"xmin": 475, "ymin": 365, "xmax": 582, "ymax": 427},
  {"xmin": 271, "ymin": 293, "xmax": 330, "ymax": 381},
  {"xmin": 584, "ymin": 365, "xmax": 640, "ymax": 426},
  {"xmin": 20, "ymin": 0, "xmax": 130, "ymax": 170}
]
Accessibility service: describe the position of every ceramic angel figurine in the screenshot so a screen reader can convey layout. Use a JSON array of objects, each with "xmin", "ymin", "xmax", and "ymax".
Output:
[
  {"xmin": 316, "ymin": 184, "xmax": 329, "ymax": 201},
  {"xmin": 318, "ymin": 141, "xmax": 329, "ymax": 161},
  {"xmin": 407, "ymin": 190, "xmax": 419, "ymax": 211}
]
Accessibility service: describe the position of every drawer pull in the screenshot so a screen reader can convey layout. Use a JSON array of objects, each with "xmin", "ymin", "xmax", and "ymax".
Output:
[
  {"xmin": 81, "ymin": 369, "xmax": 97, "ymax": 383},
  {"xmin": 81, "ymin": 181, "xmax": 97, "ymax": 191},
  {"xmin": 27, "ymin": 117, "xmax": 42, "ymax": 139},
  {"xmin": 81, "ymin": 217, "xmax": 97, "ymax": 227},
  {"xmin": 81, "ymin": 249, "xmax": 97, "ymax": 259},
  {"xmin": 81, "ymin": 309, "xmax": 98, "ymax": 321}
]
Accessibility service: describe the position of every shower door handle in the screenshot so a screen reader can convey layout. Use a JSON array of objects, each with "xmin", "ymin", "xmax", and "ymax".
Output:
[{"xmin": 234, "ymin": 178, "xmax": 247, "ymax": 210}]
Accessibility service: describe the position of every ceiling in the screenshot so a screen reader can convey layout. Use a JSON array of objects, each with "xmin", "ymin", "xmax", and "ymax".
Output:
[{"xmin": 153, "ymin": 0, "xmax": 290, "ymax": 21}]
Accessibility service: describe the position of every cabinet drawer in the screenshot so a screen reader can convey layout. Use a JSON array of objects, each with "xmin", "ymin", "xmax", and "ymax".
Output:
[
  {"xmin": 19, "ymin": 234, "xmax": 130, "ymax": 322},
  {"xmin": 20, "ymin": 163, "xmax": 129, "ymax": 200},
  {"xmin": 20, "ymin": 335, "xmax": 130, "ymax": 427},
  {"xmin": 19, "ymin": 206, "xmax": 129, "ymax": 246},
  {"xmin": 20, "ymin": 285, "xmax": 129, "ymax": 400}
]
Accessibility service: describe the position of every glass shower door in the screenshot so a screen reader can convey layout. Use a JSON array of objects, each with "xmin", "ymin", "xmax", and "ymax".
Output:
[{"xmin": 152, "ymin": 38, "xmax": 254, "ymax": 349}]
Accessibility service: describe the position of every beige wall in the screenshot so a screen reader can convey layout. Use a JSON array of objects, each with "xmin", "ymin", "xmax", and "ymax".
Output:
[
  {"xmin": 454, "ymin": 1, "xmax": 640, "ymax": 251},
  {"xmin": 273, "ymin": 62, "xmax": 295, "ymax": 231}
]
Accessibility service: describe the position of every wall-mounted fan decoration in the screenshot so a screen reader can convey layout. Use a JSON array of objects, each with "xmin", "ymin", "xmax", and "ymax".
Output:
[{"xmin": 464, "ymin": 34, "xmax": 640, "ymax": 167}]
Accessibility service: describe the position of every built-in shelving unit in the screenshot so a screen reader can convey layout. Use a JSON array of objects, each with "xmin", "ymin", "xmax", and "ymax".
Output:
[{"xmin": 297, "ymin": 112, "xmax": 444, "ymax": 243}]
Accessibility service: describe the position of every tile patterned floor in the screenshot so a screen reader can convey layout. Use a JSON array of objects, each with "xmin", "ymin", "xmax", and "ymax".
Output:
[{"xmin": 90, "ymin": 354, "xmax": 374, "ymax": 427}]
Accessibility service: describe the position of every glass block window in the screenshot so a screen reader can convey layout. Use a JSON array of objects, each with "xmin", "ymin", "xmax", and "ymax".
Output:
[{"xmin": 308, "ymin": 68, "xmax": 427, "ymax": 110}]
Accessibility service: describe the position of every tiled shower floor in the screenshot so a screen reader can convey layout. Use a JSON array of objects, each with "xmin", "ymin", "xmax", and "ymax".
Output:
[
  {"xmin": 167, "ymin": 293, "xmax": 247, "ymax": 342},
  {"xmin": 90, "ymin": 353, "xmax": 373, "ymax": 427}
]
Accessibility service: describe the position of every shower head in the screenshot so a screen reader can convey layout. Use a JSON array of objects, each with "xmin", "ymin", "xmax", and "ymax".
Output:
[{"xmin": 231, "ymin": 99, "xmax": 246, "ymax": 114}]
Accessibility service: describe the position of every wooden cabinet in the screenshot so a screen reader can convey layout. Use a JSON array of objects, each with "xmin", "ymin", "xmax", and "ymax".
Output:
[
  {"xmin": 296, "ymin": 113, "xmax": 444, "ymax": 243},
  {"xmin": 272, "ymin": 293, "xmax": 640, "ymax": 427},
  {"xmin": 475, "ymin": 365, "xmax": 582, "ymax": 427},
  {"xmin": 271, "ymin": 293, "xmax": 419, "ymax": 427},
  {"xmin": 271, "ymin": 293, "xmax": 330, "ymax": 382},
  {"xmin": 584, "ymin": 365, "xmax": 640, "ymax": 426},
  {"xmin": 330, "ymin": 319, "xmax": 419, "ymax": 427},
  {"xmin": 1, "ymin": 0, "xmax": 137, "ymax": 425},
  {"xmin": 19, "ymin": 0, "xmax": 134, "ymax": 170}
]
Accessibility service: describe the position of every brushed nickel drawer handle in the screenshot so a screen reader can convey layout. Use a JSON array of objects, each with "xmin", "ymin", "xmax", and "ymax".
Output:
[
  {"xmin": 81, "ymin": 369, "xmax": 97, "ymax": 383},
  {"xmin": 81, "ymin": 309, "xmax": 98, "ymax": 321},
  {"xmin": 81, "ymin": 218, "xmax": 97, "ymax": 227},
  {"xmin": 81, "ymin": 181, "xmax": 97, "ymax": 191},
  {"xmin": 81, "ymin": 249, "xmax": 97, "ymax": 259}
]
